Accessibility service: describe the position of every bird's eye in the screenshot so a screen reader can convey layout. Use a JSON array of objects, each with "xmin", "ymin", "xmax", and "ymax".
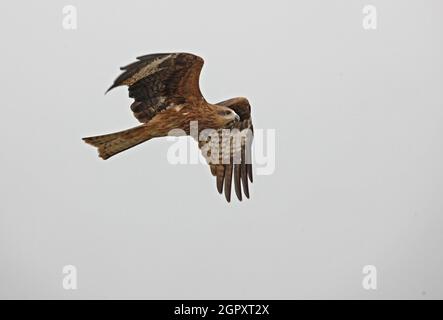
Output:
[{"xmin": 218, "ymin": 110, "xmax": 231, "ymax": 116}]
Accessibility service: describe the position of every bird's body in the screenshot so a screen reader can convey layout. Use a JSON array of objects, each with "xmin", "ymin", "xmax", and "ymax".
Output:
[{"xmin": 83, "ymin": 53, "xmax": 254, "ymax": 202}]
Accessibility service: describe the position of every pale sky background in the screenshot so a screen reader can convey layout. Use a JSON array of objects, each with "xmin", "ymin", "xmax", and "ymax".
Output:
[{"xmin": 0, "ymin": 0, "xmax": 443, "ymax": 299}]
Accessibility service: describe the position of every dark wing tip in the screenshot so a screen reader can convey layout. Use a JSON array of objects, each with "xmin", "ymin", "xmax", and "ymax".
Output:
[
  {"xmin": 135, "ymin": 52, "xmax": 170, "ymax": 61},
  {"xmin": 234, "ymin": 164, "xmax": 243, "ymax": 201},
  {"xmin": 105, "ymin": 83, "xmax": 118, "ymax": 94},
  {"xmin": 216, "ymin": 167, "xmax": 225, "ymax": 194},
  {"xmin": 241, "ymin": 163, "xmax": 250, "ymax": 199},
  {"xmin": 247, "ymin": 164, "xmax": 253, "ymax": 183},
  {"xmin": 224, "ymin": 165, "xmax": 233, "ymax": 203}
]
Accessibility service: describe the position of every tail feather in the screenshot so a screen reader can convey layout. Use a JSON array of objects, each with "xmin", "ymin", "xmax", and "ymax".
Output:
[{"xmin": 83, "ymin": 124, "xmax": 152, "ymax": 159}]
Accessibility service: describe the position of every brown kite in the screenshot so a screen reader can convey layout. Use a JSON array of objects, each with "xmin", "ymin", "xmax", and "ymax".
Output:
[{"xmin": 83, "ymin": 53, "xmax": 254, "ymax": 202}]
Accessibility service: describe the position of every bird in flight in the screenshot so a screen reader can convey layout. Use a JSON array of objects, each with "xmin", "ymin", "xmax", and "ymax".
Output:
[{"xmin": 83, "ymin": 53, "xmax": 254, "ymax": 202}]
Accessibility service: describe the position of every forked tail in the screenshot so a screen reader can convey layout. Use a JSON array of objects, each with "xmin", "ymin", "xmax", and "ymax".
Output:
[{"xmin": 83, "ymin": 124, "xmax": 152, "ymax": 159}]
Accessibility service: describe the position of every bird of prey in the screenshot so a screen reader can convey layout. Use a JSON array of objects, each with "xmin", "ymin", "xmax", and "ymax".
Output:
[{"xmin": 83, "ymin": 53, "xmax": 254, "ymax": 202}]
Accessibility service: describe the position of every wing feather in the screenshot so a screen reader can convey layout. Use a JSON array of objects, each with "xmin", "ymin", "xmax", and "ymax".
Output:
[
  {"xmin": 198, "ymin": 98, "xmax": 254, "ymax": 202},
  {"xmin": 234, "ymin": 164, "xmax": 242, "ymax": 201},
  {"xmin": 106, "ymin": 53, "xmax": 204, "ymax": 123},
  {"xmin": 224, "ymin": 165, "xmax": 233, "ymax": 202},
  {"xmin": 216, "ymin": 165, "xmax": 225, "ymax": 194}
]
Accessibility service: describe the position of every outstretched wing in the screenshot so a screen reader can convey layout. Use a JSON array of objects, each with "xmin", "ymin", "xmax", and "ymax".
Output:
[
  {"xmin": 106, "ymin": 53, "xmax": 204, "ymax": 123},
  {"xmin": 199, "ymin": 98, "xmax": 254, "ymax": 202}
]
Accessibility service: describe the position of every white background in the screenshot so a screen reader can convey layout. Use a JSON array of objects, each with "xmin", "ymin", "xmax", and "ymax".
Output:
[{"xmin": 0, "ymin": 0, "xmax": 442, "ymax": 299}]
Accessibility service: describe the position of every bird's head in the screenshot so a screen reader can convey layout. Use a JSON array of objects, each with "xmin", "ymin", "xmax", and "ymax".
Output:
[
  {"xmin": 210, "ymin": 97, "xmax": 252, "ymax": 128},
  {"xmin": 216, "ymin": 97, "xmax": 251, "ymax": 119},
  {"xmin": 215, "ymin": 106, "xmax": 240, "ymax": 127}
]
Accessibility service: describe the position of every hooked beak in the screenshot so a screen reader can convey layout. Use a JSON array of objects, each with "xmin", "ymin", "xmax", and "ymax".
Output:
[{"xmin": 234, "ymin": 114, "xmax": 240, "ymax": 122}]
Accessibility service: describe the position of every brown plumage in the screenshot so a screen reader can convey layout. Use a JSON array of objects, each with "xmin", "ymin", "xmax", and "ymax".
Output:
[{"xmin": 83, "ymin": 53, "xmax": 254, "ymax": 202}]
